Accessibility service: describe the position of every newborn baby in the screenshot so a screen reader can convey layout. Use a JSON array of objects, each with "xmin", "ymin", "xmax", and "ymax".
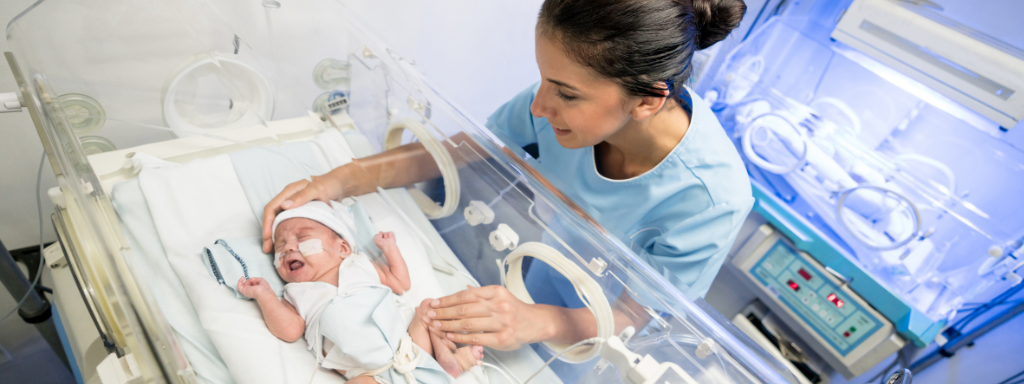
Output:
[{"xmin": 236, "ymin": 201, "xmax": 481, "ymax": 383}]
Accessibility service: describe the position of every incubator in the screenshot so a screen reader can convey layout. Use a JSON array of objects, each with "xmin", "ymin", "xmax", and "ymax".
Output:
[
  {"xmin": 6, "ymin": 1, "xmax": 795, "ymax": 383},
  {"xmin": 696, "ymin": 0, "xmax": 1024, "ymax": 380}
]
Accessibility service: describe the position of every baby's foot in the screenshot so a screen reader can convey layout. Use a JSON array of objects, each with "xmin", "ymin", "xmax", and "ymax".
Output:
[
  {"xmin": 431, "ymin": 330, "xmax": 464, "ymax": 378},
  {"xmin": 454, "ymin": 345, "xmax": 484, "ymax": 373},
  {"xmin": 374, "ymin": 231, "xmax": 399, "ymax": 254}
]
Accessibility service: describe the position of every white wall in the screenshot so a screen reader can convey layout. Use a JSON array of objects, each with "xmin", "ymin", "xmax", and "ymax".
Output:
[
  {"xmin": 344, "ymin": 0, "xmax": 544, "ymax": 123},
  {"xmin": 0, "ymin": 0, "xmax": 544, "ymax": 250}
]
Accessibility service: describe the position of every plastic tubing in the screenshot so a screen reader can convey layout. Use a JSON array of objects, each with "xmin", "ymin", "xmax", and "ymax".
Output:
[
  {"xmin": 500, "ymin": 242, "xmax": 614, "ymax": 362},
  {"xmin": 741, "ymin": 113, "xmax": 808, "ymax": 174},
  {"xmin": 836, "ymin": 185, "xmax": 922, "ymax": 251},
  {"xmin": 0, "ymin": 154, "xmax": 48, "ymax": 324},
  {"xmin": 383, "ymin": 118, "xmax": 460, "ymax": 219},
  {"xmin": 896, "ymin": 153, "xmax": 957, "ymax": 199},
  {"xmin": 810, "ymin": 97, "xmax": 862, "ymax": 134}
]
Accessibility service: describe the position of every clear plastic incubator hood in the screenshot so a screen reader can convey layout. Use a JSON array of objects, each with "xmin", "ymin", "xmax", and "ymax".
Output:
[{"xmin": 6, "ymin": 1, "xmax": 796, "ymax": 383}]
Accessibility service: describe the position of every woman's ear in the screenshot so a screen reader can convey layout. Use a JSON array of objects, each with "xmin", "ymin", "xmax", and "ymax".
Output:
[{"xmin": 630, "ymin": 83, "xmax": 670, "ymax": 121}]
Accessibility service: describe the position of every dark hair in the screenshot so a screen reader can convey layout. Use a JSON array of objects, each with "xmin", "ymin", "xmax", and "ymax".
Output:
[{"xmin": 538, "ymin": 0, "xmax": 746, "ymax": 103}]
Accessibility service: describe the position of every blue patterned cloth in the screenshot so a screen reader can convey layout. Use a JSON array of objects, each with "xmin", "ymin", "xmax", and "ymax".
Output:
[{"xmin": 202, "ymin": 236, "xmax": 285, "ymax": 299}]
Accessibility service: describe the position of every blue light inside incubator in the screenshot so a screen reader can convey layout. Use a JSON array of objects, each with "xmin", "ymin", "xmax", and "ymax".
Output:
[{"xmin": 697, "ymin": 14, "xmax": 1024, "ymax": 340}]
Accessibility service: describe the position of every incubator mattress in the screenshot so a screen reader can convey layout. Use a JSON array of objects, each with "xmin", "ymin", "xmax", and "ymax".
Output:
[{"xmin": 108, "ymin": 125, "xmax": 560, "ymax": 384}]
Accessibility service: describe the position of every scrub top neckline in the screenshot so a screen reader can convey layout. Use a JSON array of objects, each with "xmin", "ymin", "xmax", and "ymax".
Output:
[{"xmin": 589, "ymin": 86, "xmax": 699, "ymax": 183}]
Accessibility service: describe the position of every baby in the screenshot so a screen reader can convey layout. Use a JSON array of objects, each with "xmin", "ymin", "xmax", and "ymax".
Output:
[{"xmin": 236, "ymin": 201, "xmax": 481, "ymax": 383}]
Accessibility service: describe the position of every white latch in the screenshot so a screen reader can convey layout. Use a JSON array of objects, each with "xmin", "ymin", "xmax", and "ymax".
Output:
[
  {"xmin": 489, "ymin": 224, "xmax": 519, "ymax": 251},
  {"xmin": 43, "ymin": 242, "xmax": 66, "ymax": 269},
  {"xmin": 587, "ymin": 257, "xmax": 608, "ymax": 276},
  {"xmin": 696, "ymin": 338, "xmax": 716, "ymax": 359},
  {"xmin": 0, "ymin": 92, "xmax": 22, "ymax": 113},
  {"xmin": 600, "ymin": 336, "xmax": 698, "ymax": 384},
  {"xmin": 97, "ymin": 353, "xmax": 141, "ymax": 384},
  {"xmin": 48, "ymin": 187, "xmax": 66, "ymax": 209},
  {"xmin": 464, "ymin": 200, "xmax": 495, "ymax": 226},
  {"xmin": 362, "ymin": 46, "xmax": 377, "ymax": 59},
  {"xmin": 1004, "ymin": 271, "xmax": 1022, "ymax": 286}
]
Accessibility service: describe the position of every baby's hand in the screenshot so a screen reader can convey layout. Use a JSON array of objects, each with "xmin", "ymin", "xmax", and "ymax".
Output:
[
  {"xmin": 237, "ymin": 277, "xmax": 272, "ymax": 299},
  {"xmin": 374, "ymin": 231, "xmax": 399, "ymax": 252}
]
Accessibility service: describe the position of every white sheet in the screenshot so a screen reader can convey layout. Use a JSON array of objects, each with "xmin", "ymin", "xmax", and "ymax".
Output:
[{"xmin": 135, "ymin": 153, "xmax": 457, "ymax": 383}]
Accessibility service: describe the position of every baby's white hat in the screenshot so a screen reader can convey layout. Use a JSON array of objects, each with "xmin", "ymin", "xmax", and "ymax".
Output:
[{"xmin": 272, "ymin": 200, "xmax": 356, "ymax": 250}]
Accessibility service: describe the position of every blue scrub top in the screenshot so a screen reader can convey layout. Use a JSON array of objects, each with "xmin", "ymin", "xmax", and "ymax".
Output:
[{"xmin": 486, "ymin": 82, "xmax": 754, "ymax": 301}]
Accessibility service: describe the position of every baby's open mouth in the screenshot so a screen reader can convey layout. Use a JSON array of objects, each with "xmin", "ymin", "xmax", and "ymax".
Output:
[{"xmin": 288, "ymin": 260, "xmax": 305, "ymax": 272}]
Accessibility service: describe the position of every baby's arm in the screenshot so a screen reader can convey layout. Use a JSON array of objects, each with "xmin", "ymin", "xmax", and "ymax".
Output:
[
  {"xmin": 373, "ymin": 232, "xmax": 412, "ymax": 294},
  {"xmin": 237, "ymin": 277, "xmax": 305, "ymax": 342}
]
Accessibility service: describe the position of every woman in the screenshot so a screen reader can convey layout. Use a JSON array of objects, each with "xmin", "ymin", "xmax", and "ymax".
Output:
[{"xmin": 263, "ymin": 0, "xmax": 751, "ymax": 368}]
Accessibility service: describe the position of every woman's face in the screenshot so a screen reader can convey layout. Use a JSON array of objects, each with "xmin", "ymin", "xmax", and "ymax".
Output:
[{"xmin": 530, "ymin": 32, "xmax": 636, "ymax": 149}]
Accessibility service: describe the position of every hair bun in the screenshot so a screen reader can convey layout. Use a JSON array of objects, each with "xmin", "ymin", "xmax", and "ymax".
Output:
[{"xmin": 691, "ymin": 0, "xmax": 746, "ymax": 49}]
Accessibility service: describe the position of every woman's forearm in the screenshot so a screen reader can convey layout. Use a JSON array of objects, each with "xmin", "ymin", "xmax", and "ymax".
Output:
[
  {"xmin": 346, "ymin": 132, "xmax": 489, "ymax": 194},
  {"xmin": 534, "ymin": 304, "xmax": 598, "ymax": 345},
  {"xmin": 533, "ymin": 290, "xmax": 652, "ymax": 345}
]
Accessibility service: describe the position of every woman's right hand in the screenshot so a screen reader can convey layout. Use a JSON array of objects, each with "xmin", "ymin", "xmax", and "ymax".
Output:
[
  {"xmin": 261, "ymin": 163, "xmax": 372, "ymax": 252},
  {"xmin": 426, "ymin": 285, "xmax": 561, "ymax": 351}
]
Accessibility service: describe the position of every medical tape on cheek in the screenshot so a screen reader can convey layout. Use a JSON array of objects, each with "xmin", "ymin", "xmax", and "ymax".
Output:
[
  {"xmin": 299, "ymin": 239, "xmax": 323, "ymax": 257},
  {"xmin": 274, "ymin": 252, "xmax": 283, "ymax": 269}
]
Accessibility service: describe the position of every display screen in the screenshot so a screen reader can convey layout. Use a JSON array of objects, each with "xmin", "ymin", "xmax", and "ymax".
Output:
[{"xmin": 827, "ymin": 293, "xmax": 844, "ymax": 308}]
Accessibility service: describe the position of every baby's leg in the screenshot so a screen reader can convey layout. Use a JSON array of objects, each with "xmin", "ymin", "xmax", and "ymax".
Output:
[
  {"xmin": 409, "ymin": 299, "xmax": 434, "ymax": 355},
  {"xmin": 412, "ymin": 299, "xmax": 465, "ymax": 377}
]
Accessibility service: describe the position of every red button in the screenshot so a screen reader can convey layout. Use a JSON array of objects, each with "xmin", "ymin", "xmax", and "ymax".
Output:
[
  {"xmin": 798, "ymin": 269, "xmax": 812, "ymax": 281},
  {"xmin": 844, "ymin": 331, "xmax": 850, "ymax": 337}
]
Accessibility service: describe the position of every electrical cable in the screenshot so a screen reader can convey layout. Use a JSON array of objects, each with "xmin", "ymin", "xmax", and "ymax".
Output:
[
  {"xmin": 522, "ymin": 337, "xmax": 605, "ymax": 384},
  {"xmin": 999, "ymin": 367, "xmax": 1024, "ymax": 384},
  {"xmin": 958, "ymin": 299, "xmax": 1024, "ymax": 313},
  {"xmin": 308, "ymin": 321, "xmax": 321, "ymax": 384},
  {"xmin": 862, "ymin": 356, "xmax": 899, "ymax": 384},
  {"xmin": 480, "ymin": 362, "xmax": 520, "ymax": 384},
  {"xmin": 951, "ymin": 284, "xmax": 1024, "ymax": 332},
  {"xmin": 0, "ymin": 153, "xmax": 48, "ymax": 324}
]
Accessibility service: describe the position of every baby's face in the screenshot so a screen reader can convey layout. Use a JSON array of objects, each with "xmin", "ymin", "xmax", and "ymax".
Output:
[{"xmin": 273, "ymin": 218, "xmax": 351, "ymax": 283}]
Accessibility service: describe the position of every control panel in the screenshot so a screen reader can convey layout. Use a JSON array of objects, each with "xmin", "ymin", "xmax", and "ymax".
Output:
[
  {"xmin": 752, "ymin": 241, "xmax": 880, "ymax": 356},
  {"xmin": 730, "ymin": 224, "xmax": 905, "ymax": 378}
]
